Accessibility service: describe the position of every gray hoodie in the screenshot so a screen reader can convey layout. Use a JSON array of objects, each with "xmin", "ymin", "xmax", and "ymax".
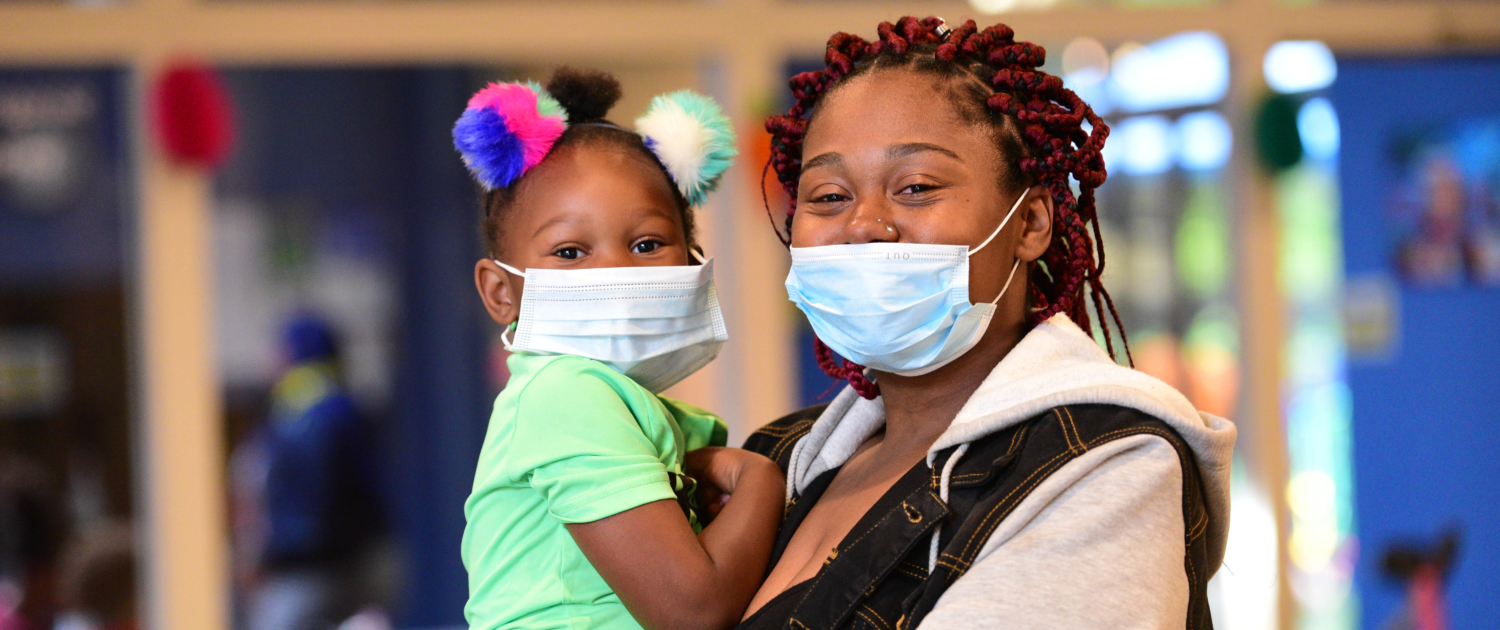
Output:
[{"xmin": 782, "ymin": 314, "xmax": 1237, "ymax": 629}]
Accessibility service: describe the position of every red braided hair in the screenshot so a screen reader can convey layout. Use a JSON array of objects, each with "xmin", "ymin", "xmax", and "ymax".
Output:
[{"xmin": 767, "ymin": 17, "xmax": 1130, "ymax": 399}]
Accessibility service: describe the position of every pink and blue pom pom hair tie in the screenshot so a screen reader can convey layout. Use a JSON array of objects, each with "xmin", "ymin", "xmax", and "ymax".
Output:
[
  {"xmin": 453, "ymin": 80, "xmax": 736, "ymax": 206},
  {"xmin": 452, "ymin": 81, "xmax": 568, "ymax": 191}
]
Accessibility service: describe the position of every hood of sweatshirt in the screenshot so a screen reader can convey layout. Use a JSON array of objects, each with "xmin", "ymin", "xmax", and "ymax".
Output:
[{"xmin": 784, "ymin": 313, "xmax": 1238, "ymax": 572}]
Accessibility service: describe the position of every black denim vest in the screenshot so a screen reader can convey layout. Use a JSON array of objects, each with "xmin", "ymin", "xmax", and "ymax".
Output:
[{"xmin": 740, "ymin": 403, "xmax": 1214, "ymax": 630}]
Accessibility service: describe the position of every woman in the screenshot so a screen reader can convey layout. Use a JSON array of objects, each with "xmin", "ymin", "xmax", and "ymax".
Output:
[{"xmin": 737, "ymin": 17, "xmax": 1236, "ymax": 630}]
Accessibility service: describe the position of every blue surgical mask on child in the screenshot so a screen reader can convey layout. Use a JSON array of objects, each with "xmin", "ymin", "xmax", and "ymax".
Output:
[
  {"xmin": 784, "ymin": 191, "xmax": 1029, "ymax": 377},
  {"xmin": 493, "ymin": 249, "xmax": 728, "ymax": 393}
]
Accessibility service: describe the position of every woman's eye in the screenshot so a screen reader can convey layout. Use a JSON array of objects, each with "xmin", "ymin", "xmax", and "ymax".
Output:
[
  {"xmin": 810, "ymin": 192, "xmax": 848, "ymax": 203},
  {"xmin": 553, "ymin": 247, "xmax": 583, "ymax": 260},
  {"xmin": 631, "ymin": 240, "xmax": 663, "ymax": 254}
]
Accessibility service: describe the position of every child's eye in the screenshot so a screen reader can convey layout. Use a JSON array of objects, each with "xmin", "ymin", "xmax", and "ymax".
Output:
[
  {"xmin": 631, "ymin": 240, "xmax": 663, "ymax": 254},
  {"xmin": 553, "ymin": 247, "xmax": 583, "ymax": 260},
  {"xmin": 899, "ymin": 183, "xmax": 936, "ymax": 195}
]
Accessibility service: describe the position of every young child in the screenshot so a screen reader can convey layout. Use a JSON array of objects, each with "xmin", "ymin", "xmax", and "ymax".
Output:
[{"xmin": 456, "ymin": 68, "xmax": 785, "ymax": 630}]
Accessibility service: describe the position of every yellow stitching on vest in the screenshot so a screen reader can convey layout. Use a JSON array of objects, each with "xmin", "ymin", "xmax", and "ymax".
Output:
[
  {"xmin": 953, "ymin": 453, "xmax": 1077, "ymax": 575},
  {"xmin": 764, "ymin": 418, "xmax": 815, "ymax": 435},
  {"xmin": 902, "ymin": 501, "xmax": 923, "ymax": 523},
  {"xmin": 1185, "ymin": 547, "xmax": 1198, "ymax": 606},
  {"xmin": 1064, "ymin": 407, "xmax": 1088, "ymax": 454},
  {"xmin": 1056, "ymin": 407, "xmax": 1078, "ymax": 454},
  {"xmin": 1082, "ymin": 426, "xmax": 1202, "ymax": 549},
  {"xmin": 938, "ymin": 552, "xmax": 972, "ymax": 569},
  {"xmin": 1189, "ymin": 511, "xmax": 1209, "ymax": 542},
  {"xmin": 936, "ymin": 556, "xmax": 971, "ymax": 573},
  {"xmin": 957, "ymin": 423, "xmax": 1175, "ymax": 561},
  {"xmin": 935, "ymin": 424, "xmax": 1027, "ymax": 491},
  {"xmin": 894, "ymin": 565, "xmax": 926, "ymax": 580},
  {"xmin": 772, "ymin": 424, "xmax": 814, "ymax": 461},
  {"xmin": 860, "ymin": 605, "xmax": 894, "ymax": 630},
  {"xmin": 1051, "ymin": 408, "xmax": 1078, "ymax": 455},
  {"xmin": 956, "ymin": 448, "xmax": 1074, "ymax": 558},
  {"xmin": 755, "ymin": 419, "xmax": 815, "ymax": 437},
  {"xmin": 836, "ymin": 484, "xmax": 930, "ymax": 553},
  {"xmin": 935, "ymin": 558, "xmax": 967, "ymax": 576},
  {"xmin": 954, "ymin": 451, "xmax": 1071, "ymax": 560},
  {"xmin": 770, "ymin": 424, "xmax": 813, "ymax": 451}
]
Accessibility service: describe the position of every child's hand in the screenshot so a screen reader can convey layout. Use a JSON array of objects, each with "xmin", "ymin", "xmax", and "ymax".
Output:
[
  {"xmin": 569, "ymin": 446, "xmax": 785, "ymax": 630},
  {"xmin": 685, "ymin": 447, "xmax": 779, "ymax": 525}
]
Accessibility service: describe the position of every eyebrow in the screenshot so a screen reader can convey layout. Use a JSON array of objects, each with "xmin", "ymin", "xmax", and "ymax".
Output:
[
  {"xmin": 887, "ymin": 142, "xmax": 962, "ymax": 162},
  {"xmin": 800, "ymin": 142, "xmax": 963, "ymax": 172},
  {"xmin": 802, "ymin": 152, "xmax": 843, "ymax": 171},
  {"xmin": 531, "ymin": 213, "xmax": 578, "ymax": 239}
]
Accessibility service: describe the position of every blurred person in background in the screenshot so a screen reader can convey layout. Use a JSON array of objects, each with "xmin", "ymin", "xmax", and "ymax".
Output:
[
  {"xmin": 230, "ymin": 315, "xmax": 389, "ymax": 630},
  {"xmin": 53, "ymin": 520, "xmax": 135, "ymax": 630},
  {"xmin": 0, "ymin": 454, "xmax": 64, "ymax": 630}
]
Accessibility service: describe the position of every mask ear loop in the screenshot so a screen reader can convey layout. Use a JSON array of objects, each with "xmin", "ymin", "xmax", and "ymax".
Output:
[
  {"xmin": 492, "ymin": 258, "xmax": 526, "ymax": 350},
  {"xmin": 690, "ymin": 247, "xmax": 707, "ymax": 264},
  {"xmin": 966, "ymin": 189, "xmax": 1030, "ymax": 306},
  {"xmin": 967, "ymin": 188, "xmax": 1031, "ymax": 257},
  {"xmin": 988, "ymin": 259, "xmax": 1022, "ymax": 305}
]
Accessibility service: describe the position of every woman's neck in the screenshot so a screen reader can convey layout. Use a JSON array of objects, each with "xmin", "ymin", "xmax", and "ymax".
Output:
[{"xmin": 874, "ymin": 314, "xmax": 1030, "ymax": 450}]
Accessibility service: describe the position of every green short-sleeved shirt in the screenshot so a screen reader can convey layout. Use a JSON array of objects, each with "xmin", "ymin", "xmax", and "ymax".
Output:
[{"xmin": 462, "ymin": 352, "xmax": 728, "ymax": 630}]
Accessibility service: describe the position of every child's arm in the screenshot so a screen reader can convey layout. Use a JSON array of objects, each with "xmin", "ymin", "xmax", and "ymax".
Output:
[{"xmin": 566, "ymin": 446, "xmax": 784, "ymax": 630}]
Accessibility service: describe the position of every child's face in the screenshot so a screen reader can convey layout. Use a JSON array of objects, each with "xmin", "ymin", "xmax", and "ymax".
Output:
[
  {"xmin": 475, "ymin": 143, "xmax": 690, "ymax": 327},
  {"xmin": 502, "ymin": 144, "xmax": 689, "ymax": 271}
]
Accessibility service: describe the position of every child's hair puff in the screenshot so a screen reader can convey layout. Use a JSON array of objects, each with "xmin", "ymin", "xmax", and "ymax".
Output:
[{"xmin": 546, "ymin": 67, "xmax": 622, "ymax": 124}]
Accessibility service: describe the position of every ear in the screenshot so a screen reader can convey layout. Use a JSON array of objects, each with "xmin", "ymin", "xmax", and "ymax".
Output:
[
  {"xmin": 475, "ymin": 259, "xmax": 521, "ymax": 327},
  {"xmin": 1014, "ymin": 186, "xmax": 1054, "ymax": 262}
]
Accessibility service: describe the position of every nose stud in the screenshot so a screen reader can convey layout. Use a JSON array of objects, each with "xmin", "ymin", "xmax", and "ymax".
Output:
[{"xmin": 878, "ymin": 218, "xmax": 894, "ymax": 233}]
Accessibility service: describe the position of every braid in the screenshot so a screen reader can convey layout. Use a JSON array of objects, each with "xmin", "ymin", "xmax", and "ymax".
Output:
[
  {"xmin": 814, "ymin": 337, "xmax": 880, "ymax": 400},
  {"xmin": 767, "ymin": 17, "xmax": 1129, "ymax": 399}
]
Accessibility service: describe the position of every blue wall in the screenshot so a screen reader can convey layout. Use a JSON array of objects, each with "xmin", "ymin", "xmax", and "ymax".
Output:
[
  {"xmin": 1333, "ymin": 57, "xmax": 1500, "ymax": 629},
  {"xmin": 0, "ymin": 68, "xmax": 127, "ymax": 289}
]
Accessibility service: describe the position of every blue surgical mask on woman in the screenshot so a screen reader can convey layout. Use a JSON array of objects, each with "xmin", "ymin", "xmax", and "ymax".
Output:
[
  {"xmin": 493, "ymin": 250, "xmax": 728, "ymax": 393},
  {"xmin": 784, "ymin": 191, "xmax": 1028, "ymax": 377}
]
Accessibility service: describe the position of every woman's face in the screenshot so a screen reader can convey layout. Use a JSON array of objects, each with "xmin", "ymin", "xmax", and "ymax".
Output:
[{"xmin": 791, "ymin": 68, "xmax": 1040, "ymax": 307}]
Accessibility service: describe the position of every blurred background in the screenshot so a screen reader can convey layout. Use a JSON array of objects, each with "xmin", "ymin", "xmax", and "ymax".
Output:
[{"xmin": 0, "ymin": 1, "xmax": 1497, "ymax": 629}]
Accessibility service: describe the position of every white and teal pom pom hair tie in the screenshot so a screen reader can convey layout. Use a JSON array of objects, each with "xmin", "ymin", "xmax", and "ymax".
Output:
[{"xmin": 634, "ymin": 90, "xmax": 738, "ymax": 207}]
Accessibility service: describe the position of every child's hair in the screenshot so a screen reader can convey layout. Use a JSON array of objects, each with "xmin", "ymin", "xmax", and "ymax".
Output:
[
  {"xmin": 477, "ymin": 68, "xmax": 696, "ymax": 256},
  {"xmin": 766, "ymin": 17, "xmax": 1128, "ymax": 398}
]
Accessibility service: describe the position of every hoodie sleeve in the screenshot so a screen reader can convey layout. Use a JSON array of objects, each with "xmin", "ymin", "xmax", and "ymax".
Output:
[{"xmin": 917, "ymin": 434, "xmax": 1188, "ymax": 630}]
